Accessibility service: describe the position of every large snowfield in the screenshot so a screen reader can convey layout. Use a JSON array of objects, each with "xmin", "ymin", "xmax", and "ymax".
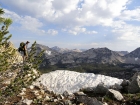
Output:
[{"xmin": 35, "ymin": 70, "xmax": 123, "ymax": 94}]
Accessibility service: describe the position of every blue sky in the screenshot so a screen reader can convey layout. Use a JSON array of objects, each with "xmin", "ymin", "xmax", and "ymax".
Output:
[{"xmin": 0, "ymin": 0, "xmax": 140, "ymax": 52}]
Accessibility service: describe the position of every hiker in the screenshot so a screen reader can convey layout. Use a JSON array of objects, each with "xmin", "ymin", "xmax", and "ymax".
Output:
[{"xmin": 18, "ymin": 41, "xmax": 30, "ymax": 62}]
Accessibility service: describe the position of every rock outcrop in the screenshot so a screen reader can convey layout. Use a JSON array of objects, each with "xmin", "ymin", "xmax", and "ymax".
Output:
[
  {"xmin": 7, "ymin": 41, "xmax": 23, "ymax": 63},
  {"xmin": 107, "ymin": 89, "xmax": 124, "ymax": 101},
  {"xmin": 128, "ymin": 72, "xmax": 140, "ymax": 93},
  {"xmin": 0, "ymin": 41, "xmax": 23, "ymax": 90}
]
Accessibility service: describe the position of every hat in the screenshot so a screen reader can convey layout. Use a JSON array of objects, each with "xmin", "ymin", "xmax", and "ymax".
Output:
[{"xmin": 26, "ymin": 41, "xmax": 30, "ymax": 44}]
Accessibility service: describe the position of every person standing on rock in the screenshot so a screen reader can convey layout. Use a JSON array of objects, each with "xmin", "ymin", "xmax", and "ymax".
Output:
[{"xmin": 18, "ymin": 41, "xmax": 30, "ymax": 62}]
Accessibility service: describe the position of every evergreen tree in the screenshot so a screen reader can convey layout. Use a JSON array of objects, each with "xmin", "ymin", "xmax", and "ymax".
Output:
[
  {"xmin": 0, "ymin": 8, "xmax": 15, "ymax": 72},
  {"xmin": 0, "ymin": 8, "xmax": 45, "ymax": 103}
]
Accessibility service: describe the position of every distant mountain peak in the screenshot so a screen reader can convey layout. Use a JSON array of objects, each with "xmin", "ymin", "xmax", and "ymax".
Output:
[
  {"xmin": 116, "ymin": 51, "xmax": 129, "ymax": 56},
  {"xmin": 125, "ymin": 47, "xmax": 140, "ymax": 58},
  {"xmin": 51, "ymin": 46, "xmax": 83, "ymax": 53},
  {"xmin": 36, "ymin": 43, "xmax": 50, "ymax": 50},
  {"xmin": 33, "ymin": 43, "xmax": 140, "ymax": 66},
  {"xmin": 51, "ymin": 46, "xmax": 60, "ymax": 49}
]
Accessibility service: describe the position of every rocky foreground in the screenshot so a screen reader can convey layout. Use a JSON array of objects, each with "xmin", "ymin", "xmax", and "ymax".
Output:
[{"xmin": 0, "ymin": 69, "xmax": 140, "ymax": 105}]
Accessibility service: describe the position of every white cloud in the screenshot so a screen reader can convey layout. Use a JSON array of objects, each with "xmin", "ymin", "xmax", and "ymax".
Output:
[
  {"xmin": 68, "ymin": 27, "xmax": 86, "ymax": 35},
  {"xmin": 20, "ymin": 16, "xmax": 43, "ymax": 32},
  {"xmin": 111, "ymin": 20, "xmax": 126, "ymax": 29},
  {"xmin": 117, "ymin": 27, "xmax": 140, "ymax": 41},
  {"xmin": 68, "ymin": 26, "xmax": 97, "ymax": 35},
  {"xmin": 1, "ymin": 0, "xmax": 54, "ymax": 18},
  {"xmin": 120, "ymin": 8, "xmax": 140, "ymax": 21},
  {"xmin": 111, "ymin": 21, "xmax": 140, "ymax": 41},
  {"xmin": 47, "ymin": 29, "xmax": 58, "ymax": 35},
  {"xmin": 107, "ymin": 0, "xmax": 128, "ymax": 16},
  {"xmin": 91, "ymin": 42, "xmax": 99, "ymax": 46},
  {"xmin": 52, "ymin": 0, "xmax": 79, "ymax": 14},
  {"xmin": 4, "ymin": 9, "xmax": 59, "ymax": 36},
  {"xmin": 1, "ymin": 0, "xmax": 130, "ymax": 27},
  {"xmin": 107, "ymin": 20, "xmax": 140, "ymax": 51},
  {"xmin": 4, "ymin": 9, "xmax": 44, "ymax": 33},
  {"xmin": 4, "ymin": 9, "xmax": 21, "ymax": 22},
  {"xmin": 86, "ymin": 31, "xmax": 98, "ymax": 34},
  {"xmin": 74, "ymin": 0, "xmax": 129, "ymax": 27}
]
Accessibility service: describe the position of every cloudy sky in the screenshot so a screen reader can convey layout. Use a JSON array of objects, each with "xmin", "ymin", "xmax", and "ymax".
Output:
[{"xmin": 0, "ymin": 0, "xmax": 140, "ymax": 52}]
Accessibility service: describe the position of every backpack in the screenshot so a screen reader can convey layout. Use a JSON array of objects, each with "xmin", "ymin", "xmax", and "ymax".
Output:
[{"xmin": 18, "ymin": 42, "xmax": 25, "ymax": 52}]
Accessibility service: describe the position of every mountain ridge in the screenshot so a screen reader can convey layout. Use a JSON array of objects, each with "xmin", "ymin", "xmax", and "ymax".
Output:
[
  {"xmin": 51, "ymin": 46, "xmax": 85, "ymax": 53},
  {"xmin": 35, "ymin": 44, "xmax": 140, "ymax": 68}
]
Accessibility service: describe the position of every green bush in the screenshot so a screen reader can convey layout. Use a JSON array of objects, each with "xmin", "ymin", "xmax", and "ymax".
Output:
[
  {"xmin": 0, "ymin": 8, "xmax": 14, "ymax": 72},
  {"xmin": 0, "ymin": 8, "xmax": 45, "ymax": 103}
]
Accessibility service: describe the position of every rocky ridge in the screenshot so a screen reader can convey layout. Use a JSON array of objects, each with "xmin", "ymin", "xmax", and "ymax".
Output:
[
  {"xmin": 125, "ymin": 47, "xmax": 140, "ymax": 64},
  {"xmin": 51, "ymin": 46, "xmax": 83, "ymax": 53},
  {"xmin": 40, "ymin": 47, "xmax": 125, "ymax": 67},
  {"xmin": 1, "ymin": 71, "xmax": 140, "ymax": 105},
  {"xmin": 116, "ymin": 51, "xmax": 129, "ymax": 56},
  {"xmin": 33, "ymin": 44, "xmax": 140, "ymax": 70}
]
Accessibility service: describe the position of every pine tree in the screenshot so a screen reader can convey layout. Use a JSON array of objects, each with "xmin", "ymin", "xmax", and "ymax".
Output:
[
  {"xmin": 0, "ymin": 8, "xmax": 45, "ymax": 103},
  {"xmin": 0, "ymin": 8, "xmax": 14, "ymax": 72},
  {"xmin": 27, "ymin": 41, "xmax": 45, "ymax": 69}
]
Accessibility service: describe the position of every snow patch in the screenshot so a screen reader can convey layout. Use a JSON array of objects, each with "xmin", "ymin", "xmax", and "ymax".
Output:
[
  {"xmin": 135, "ymin": 57, "xmax": 138, "ymax": 61},
  {"xmin": 35, "ymin": 70, "xmax": 123, "ymax": 94},
  {"xmin": 45, "ymin": 50, "xmax": 51, "ymax": 55}
]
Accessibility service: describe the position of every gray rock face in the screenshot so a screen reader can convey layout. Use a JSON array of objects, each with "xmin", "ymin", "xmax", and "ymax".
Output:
[
  {"xmin": 116, "ymin": 51, "xmax": 129, "ymax": 56},
  {"xmin": 120, "ymin": 79, "xmax": 130, "ymax": 92},
  {"xmin": 82, "ymin": 84, "xmax": 108, "ymax": 96},
  {"xmin": 125, "ymin": 47, "xmax": 140, "ymax": 58},
  {"xmin": 107, "ymin": 89, "xmax": 124, "ymax": 101},
  {"xmin": 63, "ymin": 91, "xmax": 70, "ymax": 97},
  {"xmin": 34, "ymin": 44, "xmax": 140, "ymax": 67},
  {"xmin": 94, "ymin": 83, "xmax": 108, "ymax": 95},
  {"xmin": 41, "ymin": 47, "xmax": 124, "ymax": 67},
  {"xmin": 35, "ymin": 43, "xmax": 140, "ymax": 68},
  {"xmin": 35, "ymin": 44, "xmax": 60, "ymax": 58},
  {"xmin": 128, "ymin": 72, "xmax": 140, "ymax": 93},
  {"xmin": 3, "ymin": 41, "xmax": 23, "ymax": 63},
  {"xmin": 110, "ymin": 83, "xmax": 123, "ymax": 91},
  {"xmin": 75, "ymin": 95, "xmax": 103, "ymax": 105},
  {"xmin": 124, "ymin": 47, "xmax": 140, "ymax": 64},
  {"xmin": 64, "ymin": 100, "xmax": 72, "ymax": 105},
  {"xmin": 34, "ymin": 44, "xmax": 60, "ymax": 66},
  {"xmin": 51, "ymin": 46, "xmax": 83, "ymax": 53},
  {"xmin": 121, "ymin": 79, "xmax": 130, "ymax": 87}
]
